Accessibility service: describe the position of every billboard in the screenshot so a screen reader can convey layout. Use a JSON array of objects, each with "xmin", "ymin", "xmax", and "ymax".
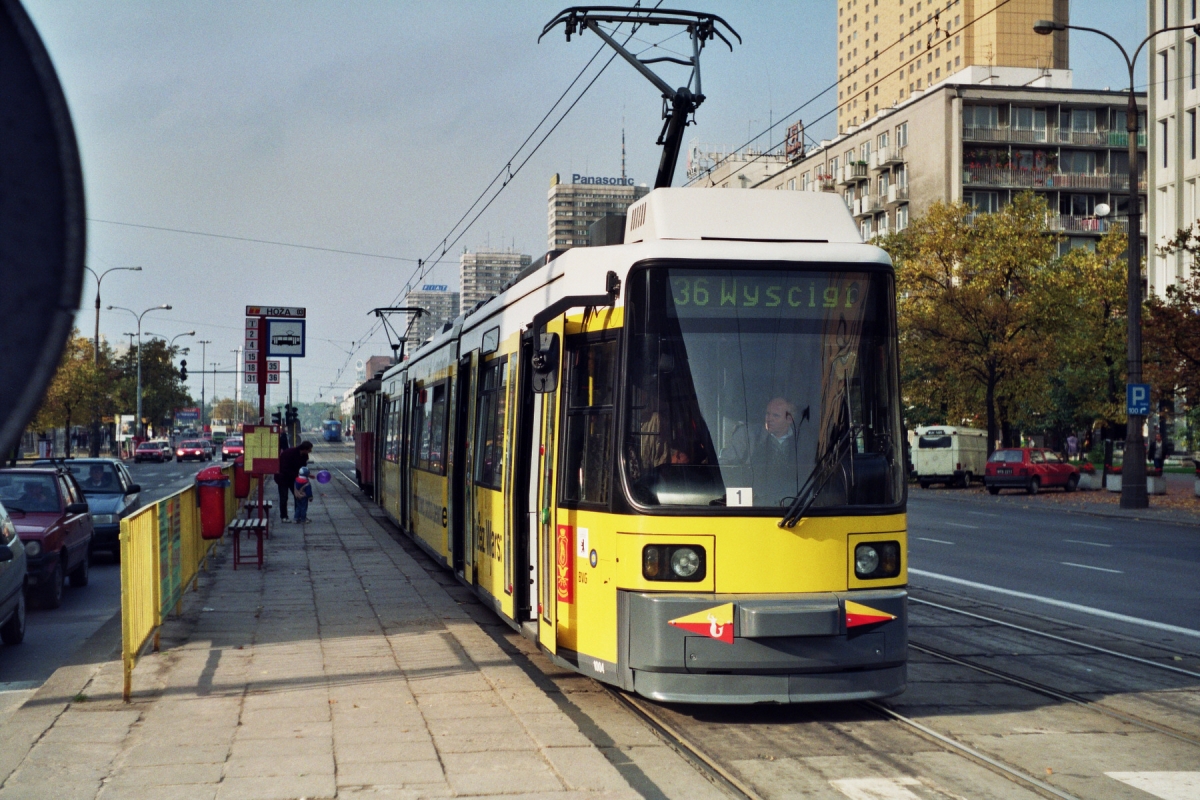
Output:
[{"xmin": 174, "ymin": 407, "xmax": 200, "ymax": 426}]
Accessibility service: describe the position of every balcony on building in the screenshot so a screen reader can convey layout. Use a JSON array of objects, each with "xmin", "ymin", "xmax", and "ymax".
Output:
[
  {"xmin": 886, "ymin": 184, "xmax": 909, "ymax": 205},
  {"xmin": 871, "ymin": 146, "xmax": 905, "ymax": 169},
  {"xmin": 962, "ymin": 167, "xmax": 1145, "ymax": 192},
  {"xmin": 841, "ymin": 162, "xmax": 869, "ymax": 184}
]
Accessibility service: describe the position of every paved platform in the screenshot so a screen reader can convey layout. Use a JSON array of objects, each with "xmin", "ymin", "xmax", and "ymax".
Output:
[{"xmin": 0, "ymin": 476, "xmax": 719, "ymax": 799}]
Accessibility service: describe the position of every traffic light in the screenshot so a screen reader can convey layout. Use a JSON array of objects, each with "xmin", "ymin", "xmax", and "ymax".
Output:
[
  {"xmin": 179, "ymin": 359, "xmax": 187, "ymax": 381},
  {"xmin": 285, "ymin": 404, "xmax": 299, "ymax": 426},
  {"xmin": 271, "ymin": 409, "xmax": 282, "ymax": 426}
]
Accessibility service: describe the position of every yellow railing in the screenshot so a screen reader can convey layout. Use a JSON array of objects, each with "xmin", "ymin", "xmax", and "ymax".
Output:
[{"xmin": 120, "ymin": 464, "xmax": 240, "ymax": 700}]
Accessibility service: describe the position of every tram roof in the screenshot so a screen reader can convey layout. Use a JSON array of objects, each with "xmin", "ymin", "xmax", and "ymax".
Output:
[{"xmin": 388, "ymin": 189, "xmax": 887, "ymax": 378}]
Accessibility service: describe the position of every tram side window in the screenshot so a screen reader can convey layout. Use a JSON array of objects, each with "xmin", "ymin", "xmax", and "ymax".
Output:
[
  {"xmin": 560, "ymin": 335, "xmax": 618, "ymax": 507},
  {"xmin": 411, "ymin": 381, "xmax": 449, "ymax": 474},
  {"xmin": 474, "ymin": 356, "xmax": 508, "ymax": 489},
  {"xmin": 384, "ymin": 404, "xmax": 399, "ymax": 463}
]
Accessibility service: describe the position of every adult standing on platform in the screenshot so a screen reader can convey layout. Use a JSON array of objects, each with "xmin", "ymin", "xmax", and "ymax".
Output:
[{"xmin": 275, "ymin": 440, "xmax": 312, "ymax": 522}]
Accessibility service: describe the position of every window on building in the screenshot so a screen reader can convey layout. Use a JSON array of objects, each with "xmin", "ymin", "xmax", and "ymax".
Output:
[
  {"xmin": 861, "ymin": 141, "xmax": 871, "ymax": 161},
  {"xmin": 860, "ymin": 219, "xmax": 873, "ymax": 239},
  {"xmin": 1191, "ymin": 109, "xmax": 1197, "ymax": 159},
  {"xmin": 879, "ymin": 171, "xmax": 890, "ymax": 193},
  {"xmin": 878, "ymin": 130, "xmax": 889, "ymax": 149},
  {"xmin": 965, "ymin": 191, "xmax": 1001, "ymax": 213},
  {"xmin": 560, "ymin": 334, "xmax": 618, "ymax": 507},
  {"xmin": 1012, "ymin": 107, "xmax": 1047, "ymax": 137},
  {"xmin": 1191, "ymin": 39, "xmax": 1197, "ymax": 89},
  {"xmin": 1162, "ymin": 119, "xmax": 1171, "ymax": 167},
  {"xmin": 895, "ymin": 163, "xmax": 908, "ymax": 187},
  {"xmin": 801, "ymin": 171, "xmax": 811, "ymax": 190},
  {"xmin": 1060, "ymin": 194, "xmax": 1096, "ymax": 216},
  {"xmin": 1162, "ymin": 51, "xmax": 1171, "ymax": 100},
  {"xmin": 897, "ymin": 204, "xmax": 909, "ymax": 230},
  {"xmin": 1060, "ymin": 151, "xmax": 1096, "ymax": 174},
  {"xmin": 830, "ymin": 156, "xmax": 840, "ymax": 175},
  {"xmin": 963, "ymin": 105, "xmax": 999, "ymax": 130}
]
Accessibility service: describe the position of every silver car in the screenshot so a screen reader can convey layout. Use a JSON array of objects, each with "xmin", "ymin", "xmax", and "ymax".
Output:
[{"xmin": 0, "ymin": 501, "xmax": 27, "ymax": 645}]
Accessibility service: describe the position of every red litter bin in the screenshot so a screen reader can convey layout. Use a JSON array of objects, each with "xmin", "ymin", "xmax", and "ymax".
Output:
[
  {"xmin": 233, "ymin": 455, "xmax": 251, "ymax": 499},
  {"xmin": 197, "ymin": 465, "xmax": 230, "ymax": 540}
]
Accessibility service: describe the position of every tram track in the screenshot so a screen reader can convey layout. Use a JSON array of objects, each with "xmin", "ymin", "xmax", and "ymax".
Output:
[
  {"xmin": 907, "ymin": 641, "xmax": 1200, "ymax": 747},
  {"xmin": 910, "ymin": 594, "xmax": 1200, "ymax": 675},
  {"xmin": 608, "ymin": 685, "xmax": 1094, "ymax": 800}
]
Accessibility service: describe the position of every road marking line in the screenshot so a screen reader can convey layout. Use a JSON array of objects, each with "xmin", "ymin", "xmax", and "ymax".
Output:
[
  {"xmin": 966, "ymin": 511, "xmax": 1001, "ymax": 518},
  {"xmin": 1063, "ymin": 539, "xmax": 1112, "ymax": 548},
  {"xmin": 916, "ymin": 537, "xmax": 955, "ymax": 545},
  {"xmin": 1061, "ymin": 562, "xmax": 1123, "ymax": 574},
  {"xmin": 943, "ymin": 522, "xmax": 978, "ymax": 529},
  {"xmin": 1069, "ymin": 522, "xmax": 1112, "ymax": 531},
  {"xmin": 1106, "ymin": 772, "xmax": 1200, "ymax": 800},
  {"xmin": 908, "ymin": 568, "xmax": 1200, "ymax": 638},
  {"xmin": 830, "ymin": 777, "xmax": 923, "ymax": 800}
]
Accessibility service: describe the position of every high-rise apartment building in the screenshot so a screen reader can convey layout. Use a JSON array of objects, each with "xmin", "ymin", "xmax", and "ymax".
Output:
[
  {"xmin": 547, "ymin": 173, "xmax": 650, "ymax": 251},
  {"xmin": 459, "ymin": 248, "xmax": 532, "ymax": 315},
  {"xmin": 837, "ymin": 0, "xmax": 1068, "ymax": 132},
  {"xmin": 402, "ymin": 285, "xmax": 460, "ymax": 354},
  {"xmin": 1147, "ymin": 0, "xmax": 1200, "ymax": 296}
]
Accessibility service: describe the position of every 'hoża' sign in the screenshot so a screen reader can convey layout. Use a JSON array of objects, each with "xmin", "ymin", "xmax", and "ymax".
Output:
[
  {"xmin": 421, "ymin": 285, "xmax": 449, "ymax": 292},
  {"xmin": 572, "ymin": 174, "xmax": 635, "ymax": 186}
]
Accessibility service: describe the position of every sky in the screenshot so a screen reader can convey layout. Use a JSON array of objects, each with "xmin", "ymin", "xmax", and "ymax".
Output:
[{"xmin": 23, "ymin": 0, "xmax": 1143, "ymax": 409}]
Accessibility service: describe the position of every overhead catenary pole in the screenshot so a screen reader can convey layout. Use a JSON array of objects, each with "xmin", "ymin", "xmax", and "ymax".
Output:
[{"xmin": 1034, "ymin": 17, "xmax": 1199, "ymax": 509}]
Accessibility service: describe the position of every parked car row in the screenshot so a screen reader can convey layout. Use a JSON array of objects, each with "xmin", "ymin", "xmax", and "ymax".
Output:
[{"xmin": 0, "ymin": 458, "xmax": 148, "ymax": 648}]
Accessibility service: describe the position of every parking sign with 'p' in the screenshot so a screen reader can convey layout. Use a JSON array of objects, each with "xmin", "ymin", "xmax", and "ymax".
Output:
[{"xmin": 1127, "ymin": 383, "xmax": 1150, "ymax": 416}]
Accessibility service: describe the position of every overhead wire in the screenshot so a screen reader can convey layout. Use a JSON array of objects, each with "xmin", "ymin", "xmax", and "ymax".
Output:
[
  {"xmin": 685, "ymin": 0, "xmax": 1020, "ymax": 188},
  {"xmin": 696, "ymin": 0, "xmax": 1029, "ymax": 191},
  {"xmin": 326, "ymin": 4, "xmax": 665, "ymax": 393}
]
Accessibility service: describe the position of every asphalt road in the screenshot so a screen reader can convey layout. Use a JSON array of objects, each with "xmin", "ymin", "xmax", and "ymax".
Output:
[
  {"xmin": 0, "ymin": 457, "xmax": 219, "ymax": 696},
  {"xmin": 907, "ymin": 489, "xmax": 1200, "ymax": 643}
]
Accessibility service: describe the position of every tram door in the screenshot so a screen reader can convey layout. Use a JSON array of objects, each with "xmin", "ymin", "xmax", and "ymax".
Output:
[{"xmin": 450, "ymin": 354, "xmax": 474, "ymax": 579}]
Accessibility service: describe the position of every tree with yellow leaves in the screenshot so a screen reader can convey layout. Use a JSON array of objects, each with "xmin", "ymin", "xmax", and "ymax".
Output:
[
  {"xmin": 28, "ymin": 332, "xmax": 114, "ymax": 458},
  {"xmin": 883, "ymin": 192, "xmax": 1065, "ymax": 451}
]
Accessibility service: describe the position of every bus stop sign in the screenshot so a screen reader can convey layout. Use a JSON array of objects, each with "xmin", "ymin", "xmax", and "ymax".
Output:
[{"xmin": 1127, "ymin": 383, "xmax": 1150, "ymax": 416}]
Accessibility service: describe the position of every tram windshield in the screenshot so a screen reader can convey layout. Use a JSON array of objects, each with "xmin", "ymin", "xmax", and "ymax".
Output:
[{"xmin": 623, "ymin": 265, "xmax": 903, "ymax": 512}]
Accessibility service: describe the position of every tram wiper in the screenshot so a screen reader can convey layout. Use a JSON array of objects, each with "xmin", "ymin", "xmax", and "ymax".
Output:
[{"xmin": 778, "ymin": 425, "xmax": 857, "ymax": 528}]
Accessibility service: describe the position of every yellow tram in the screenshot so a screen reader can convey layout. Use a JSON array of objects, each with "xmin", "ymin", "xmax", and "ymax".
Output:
[{"xmin": 369, "ymin": 189, "xmax": 907, "ymax": 703}]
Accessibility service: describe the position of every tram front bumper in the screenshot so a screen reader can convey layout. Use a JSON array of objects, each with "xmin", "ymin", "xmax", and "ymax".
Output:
[{"xmin": 619, "ymin": 589, "xmax": 907, "ymax": 704}]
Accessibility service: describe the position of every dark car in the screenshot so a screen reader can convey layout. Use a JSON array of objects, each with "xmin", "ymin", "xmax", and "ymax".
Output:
[
  {"xmin": 984, "ymin": 448, "xmax": 1079, "ymax": 495},
  {"xmin": 176, "ymin": 439, "xmax": 210, "ymax": 462},
  {"xmin": 134, "ymin": 441, "xmax": 166, "ymax": 463},
  {"xmin": 221, "ymin": 437, "xmax": 244, "ymax": 461},
  {"xmin": 34, "ymin": 459, "xmax": 140, "ymax": 559},
  {"xmin": 0, "ymin": 468, "xmax": 93, "ymax": 608},
  {"xmin": 0, "ymin": 501, "xmax": 27, "ymax": 645}
]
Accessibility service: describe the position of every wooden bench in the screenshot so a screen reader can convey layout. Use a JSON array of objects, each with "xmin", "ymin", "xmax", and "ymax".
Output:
[
  {"xmin": 229, "ymin": 518, "xmax": 268, "ymax": 570},
  {"xmin": 243, "ymin": 500, "xmax": 273, "ymax": 538}
]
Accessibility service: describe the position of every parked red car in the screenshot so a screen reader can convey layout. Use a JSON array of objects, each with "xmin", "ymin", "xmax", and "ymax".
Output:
[
  {"xmin": 984, "ymin": 448, "xmax": 1079, "ymax": 495},
  {"xmin": 0, "ymin": 468, "xmax": 93, "ymax": 608}
]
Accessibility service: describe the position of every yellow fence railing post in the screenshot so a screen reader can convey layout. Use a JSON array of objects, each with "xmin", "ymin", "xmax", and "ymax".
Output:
[{"xmin": 120, "ymin": 473, "xmax": 234, "ymax": 702}]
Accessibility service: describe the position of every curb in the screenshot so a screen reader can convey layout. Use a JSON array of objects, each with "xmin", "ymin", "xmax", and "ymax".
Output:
[
  {"xmin": 0, "ymin": 608, "xmax": 123, "ymax": 784},
  {"xmin": 908, "ymin": 487, "xmax": 1200, "ymax": 529}
]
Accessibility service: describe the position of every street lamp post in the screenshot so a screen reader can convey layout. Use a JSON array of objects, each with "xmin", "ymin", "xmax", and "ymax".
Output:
[
  {"xmin": 108, "ymin": 304, "xmax": 172, "ymax": 441},
  {"xmin": 83, "ymin": 266, "xmax": 141, "ymax": 456},
  {"xmin": 197, "ymin": 340, "xmax": 212, "ymax": 428},
  {"xmin": 1035, "ymin": 18, "xmax": 1199, "ymax": 509}
]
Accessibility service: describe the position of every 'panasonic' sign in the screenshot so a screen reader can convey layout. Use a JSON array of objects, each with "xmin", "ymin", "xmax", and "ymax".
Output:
[{"xmin": 572, "ymin": 174, "xmax": 635, "ymax": 186}]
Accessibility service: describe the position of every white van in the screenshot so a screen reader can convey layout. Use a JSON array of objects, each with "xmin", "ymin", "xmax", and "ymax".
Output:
[{"xmin": 913, "ymin": 425, "xmax": 988, "ymax": 488}]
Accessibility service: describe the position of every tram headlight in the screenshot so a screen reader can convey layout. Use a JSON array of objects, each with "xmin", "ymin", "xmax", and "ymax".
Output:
[
  {"xmin": 642, "ymin": 544, "xmax": 706, "ymax": 582},
  {"xmin": 670, "ymin": 547, "xmax": 700, "ymax": 578},
  {"xmin": 854, "ymin": 541, "xmax": 901, "ymax": 579}
]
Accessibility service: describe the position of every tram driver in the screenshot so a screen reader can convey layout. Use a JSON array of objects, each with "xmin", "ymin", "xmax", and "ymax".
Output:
[{"xmin": 749, "ymin": 397, "xmax": 801, "ymax": 507}]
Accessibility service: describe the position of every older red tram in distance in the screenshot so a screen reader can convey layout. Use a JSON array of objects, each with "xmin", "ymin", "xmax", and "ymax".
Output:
[
  {"xmin": 352, "ymin": 377, "xmax": 382, "ymax": 497},
  {"xmin": 354, "ymin": 189, "xmax": 908, "ymax": 704}
]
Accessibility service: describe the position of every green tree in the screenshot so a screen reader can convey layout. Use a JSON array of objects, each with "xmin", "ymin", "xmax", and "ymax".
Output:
[
  {"xmin": 882, "ymin": 193, "xmax": 1064, "ymax": 451},
  {"xmin": 113, "ymin": 339, "xmax": 194, "ymax": 436},
  {"xmin": 28, "ymin": 332, "xmax": 114, "ymax": 458}
]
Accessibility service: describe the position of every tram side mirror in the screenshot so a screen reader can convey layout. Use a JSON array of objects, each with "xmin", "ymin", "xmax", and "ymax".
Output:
[{"xmin": 531, "ymin": 333, "xmax": 560, "ymax": 393}]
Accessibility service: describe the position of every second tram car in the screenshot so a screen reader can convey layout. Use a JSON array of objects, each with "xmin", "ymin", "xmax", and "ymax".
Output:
[
  {"xmin": 366, "ymin": 189, "xmax": 907, "ymax": 703},
  {"xmin": 321, "ymin": 418, "xmax": 343, "ymax": 442},
  {"xmin": 352, "ymin": 377, "xmax": 382, "ymax": 497}
]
